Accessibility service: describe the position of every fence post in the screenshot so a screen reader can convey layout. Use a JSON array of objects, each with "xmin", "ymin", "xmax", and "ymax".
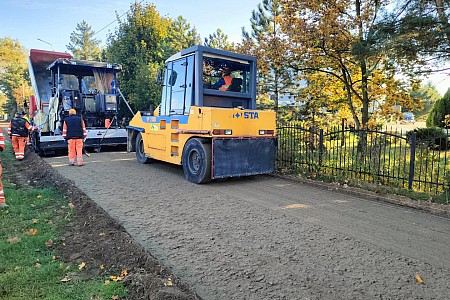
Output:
[
  {"xmin": 319, "ymin": 129, "xmax": 324, "ymax": 167},
  {"xmin": 408, "ymin": 132, "xmax": 416, "ymax": 190}
]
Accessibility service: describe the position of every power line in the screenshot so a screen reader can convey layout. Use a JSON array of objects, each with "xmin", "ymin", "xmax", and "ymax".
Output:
[{"xmin": 94, "ymin": 0, "xmax": 147, "ymax": 36}]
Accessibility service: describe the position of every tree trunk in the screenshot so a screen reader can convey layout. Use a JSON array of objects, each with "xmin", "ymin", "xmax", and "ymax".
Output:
[
  {"xmin": 356, "ymin": 0, "xmax": 370, "ymax": 128},
  {"xmin": 342, "ymin": 68, "xmax": 361, "ymax": 129},
  {"xmin": 274, "ymin": 68, "xmax": 279, "ymax": 113},
  {"xmin": 435, "ymin": 0, "xmax": 450, "ymax": 44},
  {"xmin": 356, "ymin": 0, "xmax": 368, "ymax": 152},
  {"xmin": 361, "ymin": 60, "xmax": 370, "ymax": 128}
]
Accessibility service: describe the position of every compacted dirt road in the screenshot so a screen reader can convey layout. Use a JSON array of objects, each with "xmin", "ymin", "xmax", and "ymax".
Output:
[{"xmin": 44, "ymin": 150, "xmax": 450, "ymax": 299}]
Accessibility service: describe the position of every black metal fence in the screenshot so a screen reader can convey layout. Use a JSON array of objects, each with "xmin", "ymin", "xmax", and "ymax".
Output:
[{"xmin": 277, "ymin": 123, "xmax": 449, "ymax": 195}]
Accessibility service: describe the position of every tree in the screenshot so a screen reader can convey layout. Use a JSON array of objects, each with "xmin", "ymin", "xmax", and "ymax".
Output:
[
  {"xmin": 280, "ymin": 0, "xmax": 421, "ymax": 129},
  {"xmin": 410, "ymin": 82, "xmax": 442, "ymax": 121},
  {"xmin": 0, "ymin": 93, "xmax": 7, "ymax": 116},
  {"xmin": 427, "ymin": 88, "xmax": 450, "ymax": 127},
  {"xmin": 67, "ymin": 20, "xmax": 102, "ymax": 60},
  {"xmin": 385, "ymin": 0, "xmax": 450, "ymax": 62},
  {"xmin": 106, "ymin": 2, "xmax": 171, "ymax": 114},
  {"xmin": 247, "ymin": 0, "xmax": 293, "ymax": 112},
  {"xmin": 106, "ymin": 3, "xmax": 205, "ymax": 116},
  {"xmin": 0, "ymin": 37, "xmax": 28, "ymax": 117},
  {"xmin": 163, "ymin": 16, "xmax": 201, "ymax": 55},
  {"xmin": 204, "ymin": 29, "xmax": 234, "ymax": 50},
  {"xmin": 378, "ymin": 1, "xmax": 450, "ymax": 86}
]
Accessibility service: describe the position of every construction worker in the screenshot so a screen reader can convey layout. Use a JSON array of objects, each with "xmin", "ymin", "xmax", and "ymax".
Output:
[
  {"xmin": 62, "ymin": 109, "xmax": 87, "ymax": 166},
  {"xmin": 8, "ymin": 111, "xmax": 36, "ymax": 160},
  {"xmin": 0, "ymin": 131, "xmax": 6, "ymax": 208},
  {"xmin": 21, "ymin": 111, "xmax": 32, "ymax": 146},
  {"xmin": 212, "ymin": 67, "xmax": 233, "ymax": 91}
]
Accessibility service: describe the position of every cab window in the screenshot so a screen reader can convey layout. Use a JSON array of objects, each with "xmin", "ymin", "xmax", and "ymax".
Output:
[
  {"xmin": 203, "ymin": 56, "xmax": 251, "ymax": 93},
  {"xmin": 160, "ymin": 55, "xmax": 194, "ymax": 116}
]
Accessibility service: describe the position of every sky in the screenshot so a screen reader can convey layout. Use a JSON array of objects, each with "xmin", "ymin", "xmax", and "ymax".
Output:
[
  {"xmin": 0, "ymin": 0, "xmax": 259, "ymax": 51},
  {"xmin": 0, "ymin": 0, "xmax": 449, "ymax": 96}
]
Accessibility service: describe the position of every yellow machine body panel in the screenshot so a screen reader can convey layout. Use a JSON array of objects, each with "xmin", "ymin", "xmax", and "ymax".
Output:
[{"xmin": 128, "ymin": 106, "xmax": 276, "ymax": 165}]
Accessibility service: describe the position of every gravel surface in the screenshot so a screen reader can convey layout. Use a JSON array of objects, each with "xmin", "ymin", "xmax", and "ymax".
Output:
[{"xmin": 45, "ymin": 150, "xmax": 450, "ymax": 300}]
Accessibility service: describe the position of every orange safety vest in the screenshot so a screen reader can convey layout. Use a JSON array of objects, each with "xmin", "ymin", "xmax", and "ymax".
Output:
[{"xmin": 219, "ymin": 75, "xmax": 233, "ymax": 91}]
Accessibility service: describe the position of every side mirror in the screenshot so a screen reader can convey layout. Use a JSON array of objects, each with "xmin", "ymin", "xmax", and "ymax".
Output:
[
  {"xmin": 149, "ymin": 104, "xmax": 155, "ymax": 115},
  {"xmin": 168, "ymin": 71, "xmax": 178, "ymax": 86},
  {"xmin": 156, "ymin": 68, "xmax": 164, "ymax": 84}
]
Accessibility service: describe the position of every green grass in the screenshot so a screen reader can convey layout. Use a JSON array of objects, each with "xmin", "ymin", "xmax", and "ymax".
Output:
[
  {"xmin": 0, "ymin": 145, "xmax": 126, "ymax": 300},
  {"xmin": 278, "ymin": 126, "xmax": 450, "ymax": 200}
]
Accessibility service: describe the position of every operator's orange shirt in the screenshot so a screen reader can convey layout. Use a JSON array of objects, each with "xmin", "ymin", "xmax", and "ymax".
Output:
[{"xmin": 219, "ymin": 75, "xmax": 233, "ymax": 91}]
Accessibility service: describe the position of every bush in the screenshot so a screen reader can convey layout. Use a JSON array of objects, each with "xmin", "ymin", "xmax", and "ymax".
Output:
[
  {"xmin": 406, "ymin": 127, "xmax": 448, "ymax": 150},
  {"xmin": 427, "ymin": 89, "xmax": 450, "ymax": 127}
]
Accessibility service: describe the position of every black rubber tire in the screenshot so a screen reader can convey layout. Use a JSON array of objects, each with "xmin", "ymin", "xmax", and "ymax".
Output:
[
  {"xmin": 31, "ymin": 131, "xmax": 43, "ymax": 156},
  {"xmin": 182, "ymin": 138, "xmax": 212, "ymax": 184},
  {"xmin": 135, "ymin": 132, "xmax": 151, "ymax": 164}
]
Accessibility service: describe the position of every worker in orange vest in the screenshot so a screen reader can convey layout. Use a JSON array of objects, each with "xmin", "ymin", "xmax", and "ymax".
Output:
[
  {"xmin": 62, "ymin": 109, "xmax": 87, "ymax": 166},
  {"xmin": 212, "ymin": 67, "xmax": 233, "ymax": 91},
  {"xmin": 0, "ymin": 131, "xmax": 6, "ymax": 208},
  {"xmin": 8, "ymin": 111, "xmax": 37, "ymax": 160}
]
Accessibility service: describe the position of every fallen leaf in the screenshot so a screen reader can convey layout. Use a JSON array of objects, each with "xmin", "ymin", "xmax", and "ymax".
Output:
[
  {"xmin": 68, "ymin": 203, "xmax": 75, "ymax": 209},
  {"xmin": 32, "ymin": 219, "xmax": 39, "ymax": 224},
  {"xmin": 37, "ymin": 195, "xmax": 43, "ymax": 199},
  {"xmin": 7, "ymin": 237, "xmax": 21, "ymax": 244},
  {"xmin": 120, "ymin": 269, "xmax": 128, "ymax": 277},
  {"xmin": 100, "ymin": 264, "xmax": 105, "ymax": 270},
  {"xmin": 104, "ymin": 280, "xmax": 110, "ymax": 285},
  {"xmin": 415, "ymin": 273, "xmax": 424, "ymax": 284},
  {"xmin": 28, "ymin": 229, "xmax": 38, "ymax": 236},
  {"xmin": 111, "ymin": 296, "xmax": 119, "ymax": 300},
  {"xmin": 165, "ymin": 278, "xmax": 173, "ymax": 286},
  {"xmin": 60, "ymin": 276, "xmax": 71, "ymax": 282},
  {"xmin": 35, "ymin": 263, "xmax": 42, "ymax": 269},
  {"xmin": 99, "ymin": 232, "xmax": 106, "ymax": 236},
  {"xmin": 45, "ymin": 240, "xmax": 54, "ymax": 247},
  {"xmin": 109, "ymin": 275, "xmax": 123, "ymax": 282},
  {"xmin": 78, "ymin": 262, "xmax": 86, "ymax": 270}
]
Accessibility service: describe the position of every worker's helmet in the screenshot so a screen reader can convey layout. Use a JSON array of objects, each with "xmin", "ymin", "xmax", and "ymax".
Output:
[
  {"xmin": 69, "ymin": 109, "xmax": 76, "ymax": 115},
  {"xmin": 222, "ymin": 67, "xmax": 231, "ymax": 75}
]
